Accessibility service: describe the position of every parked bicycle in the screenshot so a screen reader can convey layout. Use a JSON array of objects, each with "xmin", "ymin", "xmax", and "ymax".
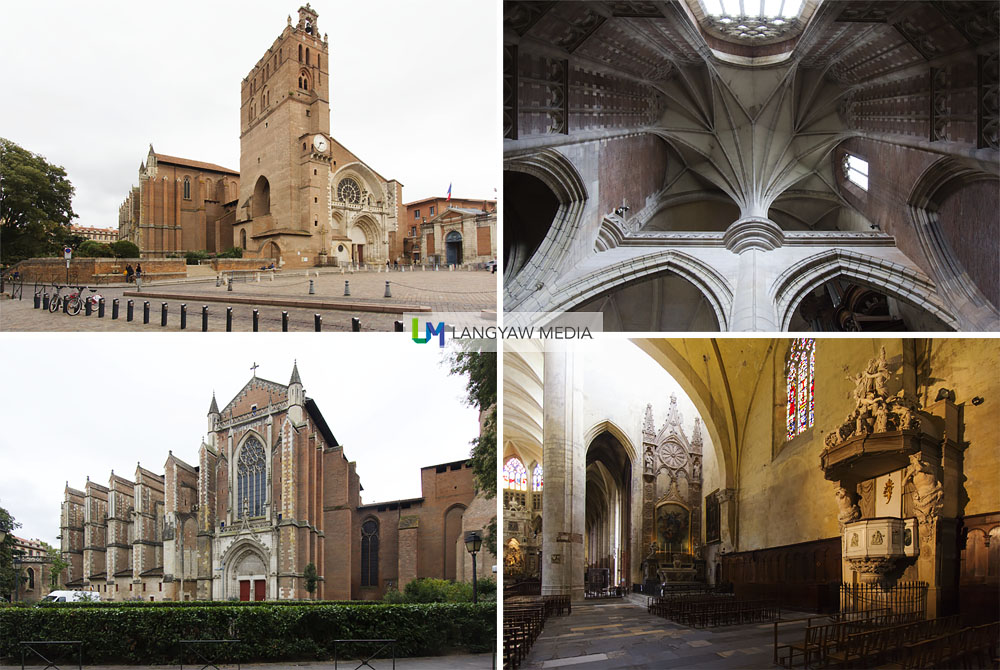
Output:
[{"xmin": 48, "ymin": 284, "xmax": 94, "ymax": 315}]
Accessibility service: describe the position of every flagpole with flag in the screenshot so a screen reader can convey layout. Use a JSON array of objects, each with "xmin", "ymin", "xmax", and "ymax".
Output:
[{"xmin": 446, "ymin": 182, "xmax": 452, "ymax": 202}]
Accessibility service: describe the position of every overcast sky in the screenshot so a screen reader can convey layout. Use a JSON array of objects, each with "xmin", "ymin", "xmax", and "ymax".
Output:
[
  {"xmin": 0, "ymin": 334, "xmax": 481, "ymax": 547},
  {"xmin": 0, "ymin": 1, "xmax": 498, "ymax": 231}
]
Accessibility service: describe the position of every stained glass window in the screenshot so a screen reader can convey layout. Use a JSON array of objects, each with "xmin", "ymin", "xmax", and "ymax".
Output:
[
  {"xmin": 236, "ymin": 436, "xmax": 267, "ymax": 518},
  {"xmin": 503, "ymin": 457, "xmax": 528, "ymax": 491},
  {"xmin": 360, "ymin": 518, "xmax": 379, "ymax": 587},
  {"xmin": 786, "ymin": 338, "xmax": 816, "ymax": 439},
  {"xmin": 532, "ymin": 464, "xmax": 543, "ymax": 492}
]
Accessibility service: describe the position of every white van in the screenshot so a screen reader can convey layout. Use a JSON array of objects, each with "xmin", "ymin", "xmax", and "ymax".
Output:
[{"xmin": 40, "ymin": 590, "xmax": 101, "ymax": 603}]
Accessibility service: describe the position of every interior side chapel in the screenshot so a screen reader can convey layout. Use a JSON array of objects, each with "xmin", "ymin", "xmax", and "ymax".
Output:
[
  {"xmin": 503, "ymin": 0, "xmax": 1000, "ymax": 332},
  {"xmin": 502, "ymin": 338, "xmax": 1000, "ymax": 668}
]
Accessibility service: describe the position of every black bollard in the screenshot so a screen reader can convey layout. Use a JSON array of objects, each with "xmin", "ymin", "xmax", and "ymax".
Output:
[
  {"xmin": 180, "ymin": 303, "xmax": 187, "ymax": 330},
  {"xmin": 351, "ymin": 317, "xmax": 361, "ymax": 332},
  {"xmin": 85, "ymin": 299, "xmax": 92, "ymax": 317},
  {"xmin": 33, "ymin": 293, "xmax": 40, "ymax": 309},
  {"xmin": 344, "ymin": 280, "xmax": 350, "ymax": 296},
  {"xmin": 394, "ymin": 320, "xmax": 403, "ymax": 332},
  {"xmin": 253, "ymin": 309, "xmax": 259, "ymax": 332},
  {"xmin": 384, "ymin": 280, "xmax": 391, "ymax": 298},
  {"xmin": 160, "ymin": 302, "xmax": 168, "ymax": 327},
  {"xmin": 226, "ymin": 307, "xmax": 233, "ymax": 332},
  {"xmin": 308, "ymin": 279, "xmax": 314, "ymax": 295},
  {"xmin": 202, "ymin": 305, "xmax": 208, "ymax": 332},
  {"xmin": 113, "ymin": 299, "xmax": 120, "ymax": 320},
  {"xmin": 42, "ymin": 294, "xmax": 49, "ymax": 310},
  {"xmin": 98, "ymin": 298, "xmax": 105, "ymax": 318},
  {"xmin": 63, "ymin": 296, "xmax": 69, "ymax": 314},
  {"xmin": 143, "ymin": 301, "xmax": 150, "ymax": 324},
  {"xmin": 282, "ymin": 311, "xmax": 289, "ymax": 332},
  {"xmin": 127, "ymin": 299, "xmax": 134, "ymax": 322},
  {"xmin": 314, "ymin": 314, "xmax": 322, "ymax": 331}
]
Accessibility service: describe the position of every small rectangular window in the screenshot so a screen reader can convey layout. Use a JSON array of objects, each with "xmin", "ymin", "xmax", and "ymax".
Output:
[
  {"xmin": 414, "ymin": 209, "xmax": 420, "ymax": 219},
  {"xmin": 429, "ymin": 206, "xmax": 435, "ymax": 216},
  {"xmin": 844, "ymin": 154, "xmax": 869, "ymax": 191}
]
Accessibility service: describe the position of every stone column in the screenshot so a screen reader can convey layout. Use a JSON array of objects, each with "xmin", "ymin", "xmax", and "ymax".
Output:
[
  {"xmin": 541, "ymin": 344, "xmax": 585, "ymax": 600},
  {"xmin": 717, "ymin": 488, "xmax": 737, "ymax": 553},
  {"xmin": 723, "ymin": 216, "xmax": 783, "ymax": 331}
]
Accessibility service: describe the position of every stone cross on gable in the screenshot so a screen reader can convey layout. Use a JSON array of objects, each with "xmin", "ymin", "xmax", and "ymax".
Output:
[{"xmin": 250, "ymin": 362, "xmax": 259, "ymax": 378}]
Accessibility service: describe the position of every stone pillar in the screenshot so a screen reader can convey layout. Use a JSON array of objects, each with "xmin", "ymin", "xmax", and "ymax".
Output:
[
  {"xmin": 541, "ymin": 345, "xmax": 585, "ymax": 601},
  {"xmin": 728, "ymin": 249, "xmax": 779, "ymax": 331},
  {"xmin": 717, "ymin": 488, "xmax": 737, "ymax": 553},
  {"xmin": 397, "ymin": 518, "xmax": 419, "ymax": 591}
]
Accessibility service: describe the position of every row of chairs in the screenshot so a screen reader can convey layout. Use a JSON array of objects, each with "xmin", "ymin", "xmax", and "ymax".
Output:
[
  {"xmin": 648, "ymin": 593, "xmax": 734, "ymax": 618},
  {"xmin": 650, "ymin": 593, "xmax": 778, "ymax": 628},
  {"xmin": 504, "ymin": 601, "xmax": 545, "ymax": 670},
  {"xmin": 543, "ymin": 595, "xmax": 571, "ymax": 617},
  {"xmin": 877, "ymin": 621, "xmax": 999, "ymax": 670},
  {"xmin": 780, "ymin": 613, "xmax": 964, "ymax": 668}
]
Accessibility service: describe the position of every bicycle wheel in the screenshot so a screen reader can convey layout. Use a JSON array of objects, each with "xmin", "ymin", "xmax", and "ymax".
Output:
[
  {"xmin": 48, "ymin": 295, "xmax": 60, "ymax": 312},
  {"xmin": 68, "ymin": 295, "xmax": 83, "ymax": 315}
]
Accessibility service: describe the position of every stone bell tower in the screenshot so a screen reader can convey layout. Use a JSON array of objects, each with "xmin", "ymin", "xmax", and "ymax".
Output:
[{"xmin": 235, "ymin": 4, "xmax": 333, "ymax": 268}]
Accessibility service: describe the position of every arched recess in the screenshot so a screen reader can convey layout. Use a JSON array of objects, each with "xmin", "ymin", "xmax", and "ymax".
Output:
[
  {"xmin": 907, "ymin": 156, "xmax": 1000, "ymax": 329},
  {"xmin": 631, "ymin": 340, "xmax": 736, "ymax": 493},
  {"xmin": 503, "ymin": 149, "xmax": 589, "ymax": 303},
  {"xmin": 443, "ymin": 503, "xmax": 467, "ymax": 581},
  {"xmin": 263, "ymin": 241, "xmax": 281, "ymax": 265},
  {"xmin": 332, "ymin": 163, "xmax": 384, "ymax": 204},
  {"xmin": 233, "ymin": 431, "xmax": 269, "ymax": 519},
  {"xmin": 252, "ymin": 176, "xmax": 271, "ymax": 217},
  {"xmin": 504, "ymin": 170, "xmax": 558, "ymax": 281},
  {"xmin": 542, "ymin": 251, "xmax": 733, "ymax": 331},
  {"xmin": 350, "ymin": 215, "xmax": 382, "ymax": 264},
  {"xmin": 222, "ymin": 538, "xmax": 270, "ymax": 601},
  {"xmin": 571, "ymin": 271, "xmax": 722, "ymax": 331},
  {"xmin": 771, "ymin": 248, "xmax": 960, "ymax": 332},
  {"xmin": 585, "ymin": 429, "xmax": 633, "ymax": 588},
  {"xmin": 643, "ymin": 193, "xmax": 741, "ymax": 232}
]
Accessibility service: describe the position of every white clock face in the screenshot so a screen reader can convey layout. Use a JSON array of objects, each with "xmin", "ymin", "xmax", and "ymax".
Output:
[{"xmin": 314, "ymin": 135, "xmax": 328, "ymax": 152}]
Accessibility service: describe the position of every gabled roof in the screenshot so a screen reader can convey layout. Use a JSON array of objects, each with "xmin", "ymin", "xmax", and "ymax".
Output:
[
  {"xmin": 153, "ymin": 152, "xmax": 239, "ymax": 176},
  {"xmin": 219, "ymin": 376, "xmax": 288, "ymax": 416}
]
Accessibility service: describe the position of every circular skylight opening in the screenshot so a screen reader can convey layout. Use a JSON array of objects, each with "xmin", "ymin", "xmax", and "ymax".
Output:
[{"xmin": 700, "ymin": 0, "xmax": 805, "ymax": 42}]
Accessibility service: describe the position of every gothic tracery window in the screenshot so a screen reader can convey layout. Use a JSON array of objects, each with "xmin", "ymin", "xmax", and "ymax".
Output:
[
  {"xmin": 503, "ymin": 457, "xmax": 528, "ymax": 491},
  {"xmin": 531, "ymin": 464, "xmax": 543, "ymax": 491},
  {"xmin": 183, "ymin": 177, "xmax": 191, "ymax": 200},
  {"xmin": 337, "ymin": 177, "xmax": 362, "ymax": 204},
  {"xmin": 786, "ymin": 338, "xmax": 816, "ymax": 439},
  {"xmin": 360, "ymin": 518, "xmax": 379, "ymax": 587},
  {"xmin": 236, "ymin": 436, "xmax": 267, "ymax": 518}
]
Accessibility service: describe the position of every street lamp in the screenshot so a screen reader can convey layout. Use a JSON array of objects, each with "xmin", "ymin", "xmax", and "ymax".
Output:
[{"xmin": 464, "ymin": 531, "xmax": 482, "ymax": 604}]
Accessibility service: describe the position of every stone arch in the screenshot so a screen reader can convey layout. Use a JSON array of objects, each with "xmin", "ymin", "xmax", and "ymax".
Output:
[
  {"xmin": 222, "ymin": 538, "xmax": 270, "ymax": 601},
  {"xmin": 239, "ymin": 229, "xmax": 247, "ymax": 249},
  {"xmin": 583, "ymin": 419, "xmax": 638, "ymax": 466},
  {"xmin": 443, "ymin": 503, "xmax": 467, "ymax": 581},
  {"xmin": 906, "ymin": 156, "xmax": 1000, "ymax": 329},
  {"xmin": 332, "ymin": 163, "xmax": 384, "ymax": 204},
  {"xmin": 233, "ymin": 431, "xmax": 270, "ymax": 519},
  {"xmin": 252, "ymin": 176, "xmax": 270, "ymax": 217},
  {"xmin": 262, "ymin": 241, "xmax": 281, "ymax": 265},
  {"xmin": 770, "ymin": 248, "xmax": 959, "ymax": 331},
  {"xmin": 503, "ymin": 149, "xmax": 589, "ymax": 303},
  {"xmin": 351, "ymin": 215, "xmax": 382, "ymax": 262},
  {"xmin": 540, "ymin": 251, "xmax": 733, "ymax": 331}
]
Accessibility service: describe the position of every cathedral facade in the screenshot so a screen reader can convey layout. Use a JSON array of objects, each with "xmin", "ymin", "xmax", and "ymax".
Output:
[
  {"xmin": 118, "ymin": 6, "xmax": 402, "ymax": 268},
  {"xmin": 59, "ymin": 363, "xmax": 486, "ymax": 601}
]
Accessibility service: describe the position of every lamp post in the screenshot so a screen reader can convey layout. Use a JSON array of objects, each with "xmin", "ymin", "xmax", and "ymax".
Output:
[{"xmin": 464, "ymin": 530, "xmax": 482, "ymax": 604}]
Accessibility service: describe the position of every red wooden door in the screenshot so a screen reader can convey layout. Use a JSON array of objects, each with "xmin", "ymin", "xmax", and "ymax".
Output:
[
  {"xmin": 254, "ymin": 579, "xmax": 266, "ymax": 602},
  {"xmin": 239, "ymin": 580, "xmax": 250, "ymax": 601}
]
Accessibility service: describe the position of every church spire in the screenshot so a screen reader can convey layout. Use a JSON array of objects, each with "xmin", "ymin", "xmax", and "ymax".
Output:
[
  {"xmin": 289, "ymin": 359, "xmax": 302, "ymax": 386},
  {"xmin": 208, "ymin": 392, "xmax": 219, "ymax": 415}
]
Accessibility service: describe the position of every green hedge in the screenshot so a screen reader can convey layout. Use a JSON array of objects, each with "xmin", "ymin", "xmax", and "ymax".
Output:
[
  {"xmin": 0, "ymin": 603, "xmax": 495, "ymax": 663},
  {"xmin": 13, "ymin": 599, "xmax": 387, "ymax": 608}
]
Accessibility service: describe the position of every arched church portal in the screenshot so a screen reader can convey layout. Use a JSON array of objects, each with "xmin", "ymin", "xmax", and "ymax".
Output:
[
  {"xmin": 349, "ymin": 225, "xmax": 368, "ymax": 265},
  {"xmin": 227, "ymin": 544, "xmax": 269, "ymax": 601}
]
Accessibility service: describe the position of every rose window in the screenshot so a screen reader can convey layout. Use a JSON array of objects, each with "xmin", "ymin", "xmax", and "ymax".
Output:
[
  {"xmin": 657, "ymin": 441, "xmax": 688, "ymax": 469},
  {"xmin": 337, "ymin": 178, "xmax": 362, "ymax": 204}
]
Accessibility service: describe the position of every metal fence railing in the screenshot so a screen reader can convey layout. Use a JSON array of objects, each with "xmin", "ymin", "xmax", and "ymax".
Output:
[{"xmin": 840, "ymin": 580, "xmax": 928, "ymax": 616}]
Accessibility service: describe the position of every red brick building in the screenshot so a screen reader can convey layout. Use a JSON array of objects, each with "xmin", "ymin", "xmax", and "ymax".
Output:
[
  {"xmin": 400, "ymin": 197, "xmax": 497, "ymax": 265},
  {"xmin": 60, "ymin": 363, "xmax": 486, "ymax": 601}
]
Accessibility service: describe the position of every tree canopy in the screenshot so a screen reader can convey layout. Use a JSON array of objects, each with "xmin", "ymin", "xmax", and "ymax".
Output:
[
  {"xmin": 0, "ymin": 138, "xmax": 77, "ymax": 264},
  {"xmin": 0, "ymin": 505, "xmax": 23, "ymax": 600}
]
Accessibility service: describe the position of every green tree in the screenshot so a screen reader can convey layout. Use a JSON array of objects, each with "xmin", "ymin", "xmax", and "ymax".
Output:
[
  {"xmin": 42, "ymin": 541, "xmax": 68, "ymax": 590},
  {"xmin": 449, "ymin": 351, "xmax": 497, "ymax": 555},
  {"xmin": 0, "ymin": 506, "xmax": 23, "ymax": 600},
  {"xmin": 110, "ymin": 239, "xmax": 140, "ymax": 258},
  {"xmin": 303, "ymin": 562, "xmax": 318, "ymax": 600},
  {"xmin": 0, "ymin": 138, "xmax": 77, "ymax": 263},
  {"xmin": 76, "ymin": 240, "xmax": 114, "ymax": 257}
]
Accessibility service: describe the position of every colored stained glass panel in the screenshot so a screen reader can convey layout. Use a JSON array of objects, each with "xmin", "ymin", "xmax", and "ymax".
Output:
[{"xmin": 503, "ymin": 458, "xmax": 528, "ymax": 491}]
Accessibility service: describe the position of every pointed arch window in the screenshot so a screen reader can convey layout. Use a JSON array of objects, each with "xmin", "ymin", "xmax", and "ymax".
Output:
[
  {"xmin": 183, "ymin": 177, "xmax": 191, "ymax": 200},
  {"xmin": 503, "ymin": 457, "xmax": 528, "ymax": 491},
  {"xmin": 786, "ymin": 338, "xmax": 815, "ymax": 439},
  {"xmin": 236, "ymin": 436, "xmax": 267, "ymax": 518},
  {"xmin": 360, "ymin": 518, "xmax": 379, "ymax": 587},
  {"xmin": 298, "ymin": 44, "xmax": 303, "ymax": 62},
  {"xmin": 531, "ymin": 464, "xmax": 543, "ymax": 491}
]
